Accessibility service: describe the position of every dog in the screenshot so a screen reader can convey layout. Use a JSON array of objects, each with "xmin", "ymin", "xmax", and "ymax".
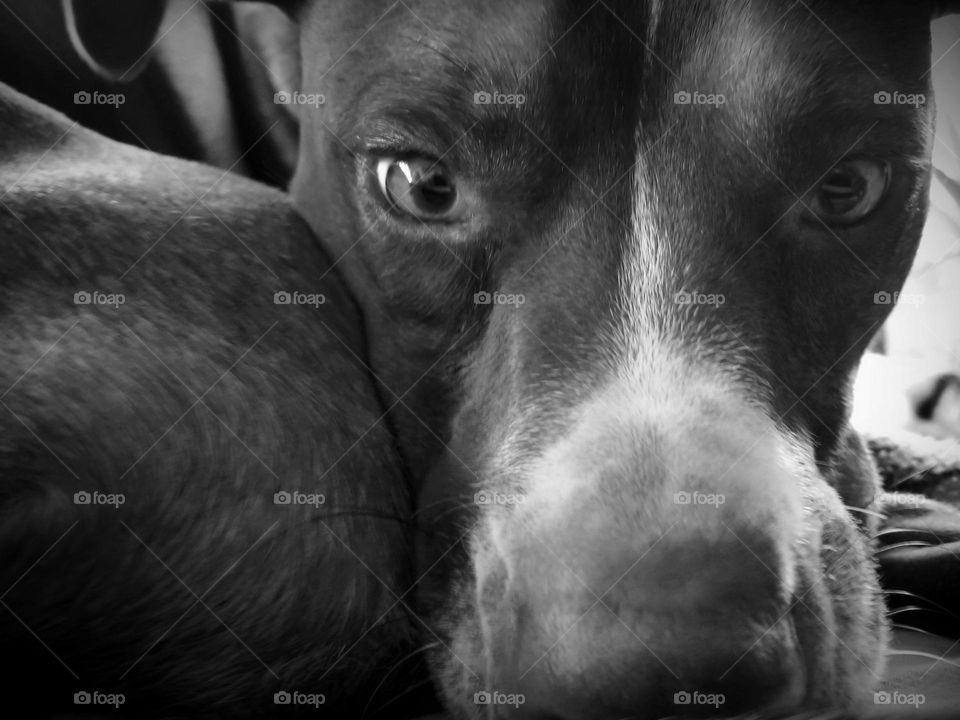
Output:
[{"xmin": 2, "ymin": 1, "xmax": 959, "ymax": 718}]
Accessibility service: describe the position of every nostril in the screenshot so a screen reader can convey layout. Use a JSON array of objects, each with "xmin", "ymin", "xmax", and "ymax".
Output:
[
  {"xmin": 503, "ymin": 539, "xmax": 803, "ymax": 719},
  {"xmin": 600, "ymin": 524, "xmax": 789, "ymax": 631}
]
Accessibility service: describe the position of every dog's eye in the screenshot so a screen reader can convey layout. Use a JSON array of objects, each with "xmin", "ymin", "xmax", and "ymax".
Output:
[
  {"xmin": 808, "ymin": 160, "xmax": 889, "ymax": 225},
  {"xmin": 375, "ymin": 157, "xmax": 460, "ymax": 220}
]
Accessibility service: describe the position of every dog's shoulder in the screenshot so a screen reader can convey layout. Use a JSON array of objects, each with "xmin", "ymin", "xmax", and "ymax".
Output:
[
  {"xmin": 0, "ymin": 83, "xmax": 389, "ymax": 496},
  {"xmin": 0, "ymin": 82, "xmax": 413, "ymax": 711}
]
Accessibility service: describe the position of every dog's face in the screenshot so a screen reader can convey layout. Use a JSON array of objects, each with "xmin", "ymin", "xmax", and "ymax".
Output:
[{"xmin": 288, "ymin": 1, "xmax": 939, "ymax": 716}]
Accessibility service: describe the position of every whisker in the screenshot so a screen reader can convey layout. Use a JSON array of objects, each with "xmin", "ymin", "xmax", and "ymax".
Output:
[
  {"xmin": 266, "ymin": 506, "xmax": 414, "ymax": 525},
  {"xmin": 365, "ymin": 677, "xmax": 438, "ymax": 719},
  {"xmin": 887, "ymin": 462, "xmax": 949, "ymax": 488},
  {"xmin": 881, "ymin": 588, "xmax": 927, "ymax": 601},
  {"xmin": 890, "ymin": 623, "xmax": 944, "ymax": 637},
  {"xmin": 411, "ymin": 494, "xmax": 480, "ymax": 520},
  {"xmin": 875, "ymin": 527, "xmax": 936, "ymax": 540},
  {"xmin": 884, "ymin": 650, "xmax": 960, "ymax": 670},
  {"xmin": 887, "ymin": 605, "xmax": 945, "ymax": 619},
  {"xmin": 844, "ymin": 504, "xmax": 886, "ymax": 520},
  {"xmin": 883, "ymin": 590, "xmax": 960, "ymax": 620},
  {"xmin": 361, "ymin": 642, "xmax": 441, "ymax": 719},
  {"xmin": 876, "ymin": 540, "xmax": 938, "ymax": 552}
]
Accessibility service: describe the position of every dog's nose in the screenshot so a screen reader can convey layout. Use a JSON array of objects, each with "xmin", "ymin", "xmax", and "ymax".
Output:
[
  {"xmin": 474, "ymin": 395, "xmax": 808, "ymax": 718},
  {"xmin": 485, "ymin": 509, "xmax": 806, "ymax": 719},
  {"xmin": 496, "ymin": 520, "xmax": 806, "ymax": 719}
]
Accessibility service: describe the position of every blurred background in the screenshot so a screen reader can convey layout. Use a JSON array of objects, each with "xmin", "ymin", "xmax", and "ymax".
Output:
[{"xmin": 853, "ymin": 15, "xmax": 960, "ymax": 443}]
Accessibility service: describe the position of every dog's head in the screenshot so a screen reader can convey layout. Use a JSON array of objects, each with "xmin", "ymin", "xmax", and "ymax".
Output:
[{"xmin": 274, "ymin": 1, "xmax": 955, "ymax": 717}]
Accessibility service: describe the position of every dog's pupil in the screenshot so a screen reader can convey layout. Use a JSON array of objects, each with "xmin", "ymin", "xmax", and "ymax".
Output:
[
  {"xmin": 821, "ymin": 169, "xmax": 865, "ymax": 213},
  {"xmin": 823, "ymin": 172, "xmax": 857, "ymax": 197},
  {"xmin": 416, "ymin": 172, "xmax": 455, "ymax": 211}
]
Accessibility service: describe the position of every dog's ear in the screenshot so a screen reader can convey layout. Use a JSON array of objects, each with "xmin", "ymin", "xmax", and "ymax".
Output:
[
  {"xmin": 933, "ymin": 1, "xmax": 960, "ymax": 17},
  {"xmin": 63, "ymin": 0, "xmax": 167, "ymax": 82}
]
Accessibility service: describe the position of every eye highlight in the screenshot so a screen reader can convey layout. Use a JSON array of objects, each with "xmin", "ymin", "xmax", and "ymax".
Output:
[
  {"xmin": 375, "ymin": 157, "xmax": 461, "ymax": 221},
  {"xmin": 807, "ymin": 159, "xmax": 890, "ymax": 225}
]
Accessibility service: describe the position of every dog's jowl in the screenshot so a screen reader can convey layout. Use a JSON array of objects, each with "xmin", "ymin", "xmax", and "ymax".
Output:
[{"xmin": 2, "ymin": 1, "xmax": 960, "ymax": 719}]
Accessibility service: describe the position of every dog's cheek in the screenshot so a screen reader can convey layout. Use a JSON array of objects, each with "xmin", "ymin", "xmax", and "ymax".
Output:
[
  {"xmin": 823, "ymin": 427, "xmax": 885, "ymax": 536},
  {"xmin": 796, "ymin": 471, "xmax": 889, "ymax": 709}
]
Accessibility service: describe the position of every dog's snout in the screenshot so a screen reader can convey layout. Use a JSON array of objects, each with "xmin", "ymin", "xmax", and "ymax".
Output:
[
  {"xmin": 499, "ymin": 519, "xmax": 805, "ymax": 719},
  {"xmin": 473, "ymin": 384, "xmax": 808, "ymax": 717}
]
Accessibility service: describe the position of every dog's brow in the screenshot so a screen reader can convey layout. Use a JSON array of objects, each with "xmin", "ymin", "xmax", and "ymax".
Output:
[
  {"xmin": 412, "ymin": 29, "xmax": 528, "ymax": 89},
  {"xmin": 416, "ymin": 37, "xmax": 470, "ymax": 75}
]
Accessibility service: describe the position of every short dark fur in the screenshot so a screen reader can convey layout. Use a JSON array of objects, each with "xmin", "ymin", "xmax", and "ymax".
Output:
[{"xmin": 0, "ymin": 88, "xmax": 417, "ymax": 717}]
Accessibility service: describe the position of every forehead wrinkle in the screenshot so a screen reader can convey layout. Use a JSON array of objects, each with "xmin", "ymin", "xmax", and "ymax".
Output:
[
  {"xmin": 338, "ymin": 5, "xmax": 556, "ymax": 145},
  {"xmin": 662, "ymin": 3, "xmax": 811, "ymax": 124},
  {"xmin": 412, "ymin": 35, "xmax": 515, "ymax": 95},
  {"xmin": 390, "ymin": 0, "xmax": 552, "ymax": 89},
  {"xmin": 677, "ymin": 2, "xmax": 929, "ymax": 131}
]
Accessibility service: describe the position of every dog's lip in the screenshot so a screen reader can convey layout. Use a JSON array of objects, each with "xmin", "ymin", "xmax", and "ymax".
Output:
[
  {"xmin": 449, "ymin": 593, "xmax": 812, "ymax": 720},
  {"xmin": 424, "ymin": 575, "xmax": 824, "ymax": 720},
  {"xmin": 769, "ymin": 610, "xmax": 812, "ymax": 713},
  {"xmin": 786, "ymin": 554, "xmax": 835, "ymax": 713}
]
